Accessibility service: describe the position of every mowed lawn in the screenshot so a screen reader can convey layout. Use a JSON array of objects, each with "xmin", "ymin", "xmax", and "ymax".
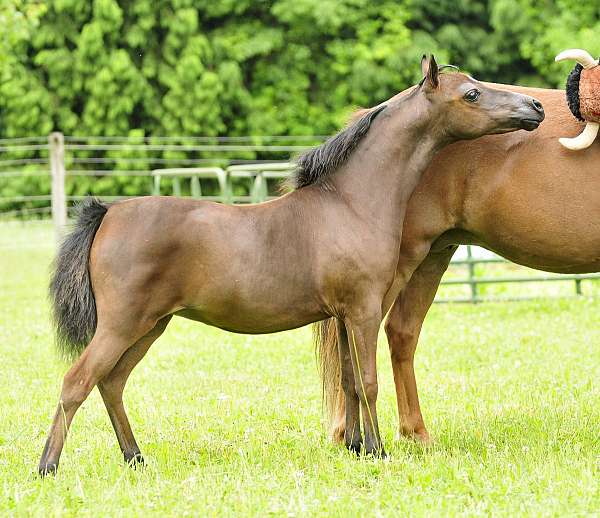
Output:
[{"xmin": 1, "ymin": 221, "xmax": 600, "ymax": 516}]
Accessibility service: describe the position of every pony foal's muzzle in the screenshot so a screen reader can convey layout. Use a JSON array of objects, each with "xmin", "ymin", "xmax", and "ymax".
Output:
[{"xmin": 518, "ymin": 97, "xmax": 545, "ymax": 131}]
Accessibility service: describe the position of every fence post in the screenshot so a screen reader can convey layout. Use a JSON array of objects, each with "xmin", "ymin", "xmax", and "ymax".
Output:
[
  {"xmin": 49, "ymin": 132, "xmax": 67, "ymax": 244},
  {"xmin": 467, "ymin": 245, "xmax": 478, "ymax": 303}
]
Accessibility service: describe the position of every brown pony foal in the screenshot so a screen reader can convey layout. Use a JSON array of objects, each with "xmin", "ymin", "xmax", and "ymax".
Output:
[{"xmin": 39, "ymin": 56, "xmax": 544, "ymax": 475}]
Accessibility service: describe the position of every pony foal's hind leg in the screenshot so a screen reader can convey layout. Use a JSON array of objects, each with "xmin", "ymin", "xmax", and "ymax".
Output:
[
  {"xmin": 97, "ymin": 316, "xmax": 172, "ymax": 466},
  {"xmin": 38, "ymin": 317, "xmax": 158, "ymax": 476}
]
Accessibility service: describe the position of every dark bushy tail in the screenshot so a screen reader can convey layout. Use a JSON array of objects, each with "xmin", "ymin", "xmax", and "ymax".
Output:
[
  {"xmin": 314, "ymin": 318, "xmax": 346, "ymax": 443},
  {"xmin": 49, "ymin": 198, "xmax": 109, "ymax": 360}
]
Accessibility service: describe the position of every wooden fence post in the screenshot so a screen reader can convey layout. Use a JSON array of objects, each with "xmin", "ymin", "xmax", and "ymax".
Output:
[
  {"xmin": 49, "ymin": 132, "xmax": 67, "ymax": 244},
  {"xmin": 467, "ymin": 245, "xmax": 479, "ymax": 303}
]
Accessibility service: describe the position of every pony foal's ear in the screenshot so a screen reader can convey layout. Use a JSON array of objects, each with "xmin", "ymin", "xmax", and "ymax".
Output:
[
  {"xmin": 421, "ymin": 54, "xmax": 439, "ymax": 89},
  {"xmin": 420, "ymin": 54, "xmax": 428, "ymax": 77},
  {"xmin": 428, "ymin": 54, "xmax": 440, "ymax": 89}
]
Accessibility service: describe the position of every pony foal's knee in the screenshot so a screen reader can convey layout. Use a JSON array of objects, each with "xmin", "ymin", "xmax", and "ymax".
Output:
[{"xmin": 355, "ymin": 379, "xmax": 378, "ymax": 402}]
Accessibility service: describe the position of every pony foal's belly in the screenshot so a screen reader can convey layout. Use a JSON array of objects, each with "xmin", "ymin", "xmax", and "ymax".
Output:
[{"xmin": 174, "ymin": 304, "xmax": 326, "ymax": 335}]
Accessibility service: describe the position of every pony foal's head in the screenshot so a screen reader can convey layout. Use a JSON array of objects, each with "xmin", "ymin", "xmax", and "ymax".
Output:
[{"xmin": 412, "ymin": 55, "xmax": 545, "ymax": 140}]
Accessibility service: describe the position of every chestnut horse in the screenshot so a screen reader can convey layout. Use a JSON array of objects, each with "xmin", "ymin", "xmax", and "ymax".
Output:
[
  {"xmin": 38, "ymin": 57, "xmax": 545, "ymax": 475},
  {"xmin": 317, "ymin": 84, "xmax": 599, "ymax": 445}
]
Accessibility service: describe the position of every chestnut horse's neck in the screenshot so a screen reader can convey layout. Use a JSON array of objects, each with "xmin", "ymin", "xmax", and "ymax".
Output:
[{"xmin": 325, "ymin": 98, "xmax": 448, "ymax": 234}]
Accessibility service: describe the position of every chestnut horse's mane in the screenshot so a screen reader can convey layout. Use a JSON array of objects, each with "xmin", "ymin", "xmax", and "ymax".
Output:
[{"xmin": 291, "ymin": 104, "xmax": 387, "ymax": 189}]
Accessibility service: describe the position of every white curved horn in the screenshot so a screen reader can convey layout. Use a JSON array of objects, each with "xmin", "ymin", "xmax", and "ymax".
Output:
[
  {"xmin": 559, "ymin": 122, "xmax": 599, "ymax": 150},
  {"xmin": 555, "ymin": 49, "xmax": 598, "ymax": 69}
]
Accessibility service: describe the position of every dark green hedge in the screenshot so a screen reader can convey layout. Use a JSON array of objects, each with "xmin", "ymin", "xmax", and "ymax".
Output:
[{"xmin": 0, "ymin": 0, "xmax": 598, "ymax": 210}]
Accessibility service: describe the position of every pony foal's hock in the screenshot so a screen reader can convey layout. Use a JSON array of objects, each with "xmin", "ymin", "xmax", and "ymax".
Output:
[{"xmin": 38, "ymin": 56, "xmax": 544, "ymax": 475}]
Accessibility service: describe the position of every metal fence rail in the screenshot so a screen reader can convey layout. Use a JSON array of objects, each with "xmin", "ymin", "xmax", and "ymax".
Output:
[{"xmin": 1, "ymin": 133, "xmax": 598, "ymax": 303}]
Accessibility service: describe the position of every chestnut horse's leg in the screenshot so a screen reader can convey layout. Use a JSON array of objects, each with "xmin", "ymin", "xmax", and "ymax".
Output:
[
  {"xmin": 335, "ymin": 318, "xmax": 362, "ymax": 453},
  {"xmin": 97, "ymin": 316, "xmax": 172, "ymax": 466},
  {"xmin": 345, "ymin": 311, "xmax": 385, "ymax": 457},
  {"xmin": 38, "ymin": 318, "xmax": 157, "ymax": 476},
  {"xmin": 385, "ymin": 246, "xmax": 456, "ymax": 444}
]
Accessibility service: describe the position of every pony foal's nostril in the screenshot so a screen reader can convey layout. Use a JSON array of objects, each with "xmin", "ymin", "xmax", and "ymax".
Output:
[{"xmin": 531, "ymin": 99, "xmax": 544, "ymax": 114}]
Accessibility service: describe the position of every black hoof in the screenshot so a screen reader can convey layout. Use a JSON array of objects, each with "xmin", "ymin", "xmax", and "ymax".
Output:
[
  {"xmin": 124, "ymin": 451, "xmax": 144, "ymax": 468},
  {"xmin": 365, "ymin": 446, "xmax": 387, "ymax": 459},
  {"xmin": 38, "ymin": 463, "xmax": 58, "ymax": 477},
  {"xmin": 345, "ymin": 440, "xmax": 362, "ymax": 456}
]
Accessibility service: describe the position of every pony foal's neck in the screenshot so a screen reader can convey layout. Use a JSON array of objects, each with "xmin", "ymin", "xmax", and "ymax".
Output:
[{"xmin": 329, "ymin": 103, "xmax": 446, "ymax": 231}]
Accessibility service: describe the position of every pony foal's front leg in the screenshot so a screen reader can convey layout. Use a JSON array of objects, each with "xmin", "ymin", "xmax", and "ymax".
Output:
[
  {"xmin": 336, "ymin": 319, "xmax": 362, "ymax": 453},
  {"xmin": 345, "ymin": 312, "xmax": 386, "ymax": 458}
]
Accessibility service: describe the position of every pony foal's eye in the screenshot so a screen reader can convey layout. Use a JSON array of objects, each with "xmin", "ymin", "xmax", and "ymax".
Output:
[{"xmin": 464, "ymin": 89, "xmax": 481, "ymax": 102}]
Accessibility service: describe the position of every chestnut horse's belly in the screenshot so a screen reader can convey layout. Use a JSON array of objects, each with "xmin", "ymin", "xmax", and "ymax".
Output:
[
  {"xmin": 471, "ymin": 233, "xmax": 600, "ymax": 274},
  {"xmin": 462, "ymin": 143, "xmax": 600, "ymax": 274}
]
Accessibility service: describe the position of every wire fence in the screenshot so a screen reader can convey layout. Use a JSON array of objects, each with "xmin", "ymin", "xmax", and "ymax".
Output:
[
  {"xmin": 1, "ymin": 133, "xmax": 598, "ymax": 303},
  {"xmin": 0, "ymin": 133, "xmax": 326, "ymax": 218}
]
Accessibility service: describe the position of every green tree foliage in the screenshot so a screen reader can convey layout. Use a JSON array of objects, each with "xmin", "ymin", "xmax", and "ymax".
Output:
[
  {"xmin": 0, "ymin": 0, "xmax": 598, "ymax": 207},
  {"xmin": 3, "ymin": 0, "xmax": 599, "ymax": 138}
]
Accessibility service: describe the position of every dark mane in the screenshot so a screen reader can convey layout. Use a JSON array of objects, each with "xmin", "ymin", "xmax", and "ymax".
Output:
[
  {"xmin": 565, "ymin": 63, "xmax": 584, "ymax": 121},
  {"xmin": 291, "ymin": 104, "xmax": 387, "ymax": 189}
]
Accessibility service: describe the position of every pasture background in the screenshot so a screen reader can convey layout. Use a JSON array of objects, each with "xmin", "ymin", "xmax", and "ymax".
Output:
[
  {"xmin": 2, "ymin": 222, "xmax": 600, "ymax": 516},
  {"xmin": 1, "ymin": 0, "xmax": 599, "ymax": 207}
]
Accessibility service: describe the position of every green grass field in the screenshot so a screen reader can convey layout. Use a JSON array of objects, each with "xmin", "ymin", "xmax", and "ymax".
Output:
[{"xmin": 1, "ymin": 221, "xmax": 600, "ymax": 516}]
